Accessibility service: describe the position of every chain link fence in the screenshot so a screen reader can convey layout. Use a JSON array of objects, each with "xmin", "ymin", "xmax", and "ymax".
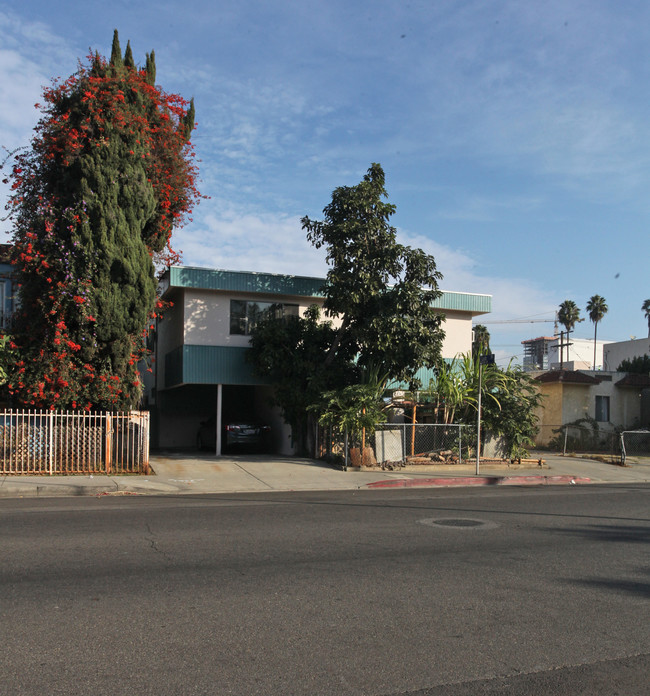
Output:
[
  {"xmin": 620, "ymin": 430, "xmax": 650, "ymax": 463},
  {"xmin": 318, "ymin": 423, "xmax": 471, "ymax": 469},
  {"xmin": 535, "ymin": 423, "xmax": 620, "ymax": 457},
  {"xmin": 535, "ymin": 423, "xmax": 650, "ymax": 463}
]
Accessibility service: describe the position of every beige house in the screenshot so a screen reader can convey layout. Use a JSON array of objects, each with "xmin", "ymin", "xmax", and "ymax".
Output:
[{"xmin": 533, "ymin": 369, "xmax": 650, "ymax": 447}]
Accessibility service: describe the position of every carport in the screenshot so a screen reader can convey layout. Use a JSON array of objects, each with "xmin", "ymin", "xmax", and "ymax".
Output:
[{"xmin": 151, "ymin": 382, "xmax": 290, "ymax": 455}]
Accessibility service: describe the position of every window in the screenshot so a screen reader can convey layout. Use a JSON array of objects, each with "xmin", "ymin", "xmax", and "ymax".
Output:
[
  {"xmin": 595, "ymin": 395, "xmax": 610, "ymax": 422},
  {"xmin": 230, "ymin": 300, "xmax": 299, "ymax": 335}
]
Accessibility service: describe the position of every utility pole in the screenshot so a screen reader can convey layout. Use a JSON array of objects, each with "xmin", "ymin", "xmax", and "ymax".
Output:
[{"xmin": 476, "ymin": 353, "xmax": 495, "ymax": 475}]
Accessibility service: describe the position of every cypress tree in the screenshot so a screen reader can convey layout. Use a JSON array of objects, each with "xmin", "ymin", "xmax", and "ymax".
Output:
[
  {"xmin": 110, "ymin": 29, "xmax": 122, "ymax": 67},
  {"xmin": 6, "ymin": 32, "xmax": 200, "ymax": 410},
  {"xmin": 145, "ymin": 50, "xmax": 156, "ymax": 85},
  {"xmin": 180, "ymin": 98, "xmax": 195, "ymax": 141},
  {"xmin": 123, "ymin": 40, "xmax": 135, "ymax": 69}
]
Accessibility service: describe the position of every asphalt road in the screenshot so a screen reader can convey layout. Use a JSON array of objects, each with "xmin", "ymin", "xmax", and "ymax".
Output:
[{"xmin": 1, "ymin": 484, "xmax": 649, "ymax": 695}]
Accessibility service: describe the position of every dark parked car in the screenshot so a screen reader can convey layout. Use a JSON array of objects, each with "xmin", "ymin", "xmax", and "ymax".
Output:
[{"xmin": 197, "ymin": 416, "xmax": 271, "ymax": 453}]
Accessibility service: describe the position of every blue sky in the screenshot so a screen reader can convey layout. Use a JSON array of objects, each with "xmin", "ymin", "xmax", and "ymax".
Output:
[{"xmin": 1, "ymin": 1, "xmax": 649, "ymax": 365}]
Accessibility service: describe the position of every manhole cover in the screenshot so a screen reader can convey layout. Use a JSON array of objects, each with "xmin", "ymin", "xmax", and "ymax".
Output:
[
  {"xmin": 436, "ymin": 519, "xmax": 483, "ymax": 527},
  {"xmin": 419, "ymin": 517, "xmax": 499, "ymax": 530}
]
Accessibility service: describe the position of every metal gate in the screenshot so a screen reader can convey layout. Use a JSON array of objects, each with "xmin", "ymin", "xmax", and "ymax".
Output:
[{"xmin": 0, "ymin": 409, "xmax": 150, "ymax": 475}]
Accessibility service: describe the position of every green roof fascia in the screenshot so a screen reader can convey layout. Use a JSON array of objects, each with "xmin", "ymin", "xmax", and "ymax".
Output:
[
  {"xmin": 164, "ymin": 345, "xmax": 269, "ymax": 388},
  {"xmin": 165, "ymin": 266, "xmax": 325, "ymax": 299},
  {"xmin": 164, "ymin": 266, "xmax": 491, "ymax": 313},
  {"xmin": 431, "ymin": 291, "xmax": 491, "ymax": 315}
]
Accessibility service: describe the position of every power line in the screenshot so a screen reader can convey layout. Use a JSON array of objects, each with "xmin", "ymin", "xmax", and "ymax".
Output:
[{"xmin": 482, "ymin": 318, "xmax": 554, "ymax": 324}]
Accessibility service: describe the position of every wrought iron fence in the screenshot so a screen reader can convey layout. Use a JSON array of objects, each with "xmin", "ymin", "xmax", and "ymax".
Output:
[
  {"xmin": 0, "ymin": 409, "xmax": 150, "ymax": 475},
  {"xmin": 319, "ymin": 423, "xmax": 469, "ymax": 468}
]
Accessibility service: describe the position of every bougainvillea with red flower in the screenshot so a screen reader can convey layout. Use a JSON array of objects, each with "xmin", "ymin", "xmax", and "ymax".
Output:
[{"xmin": 4, "ymin": 31, "xmax": 200, "ymax": 410}]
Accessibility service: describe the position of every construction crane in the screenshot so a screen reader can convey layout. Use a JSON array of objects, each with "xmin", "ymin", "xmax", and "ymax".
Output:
[{"xmin": 480, "ymin": 314, "xmax": 558, "ymax": 334}]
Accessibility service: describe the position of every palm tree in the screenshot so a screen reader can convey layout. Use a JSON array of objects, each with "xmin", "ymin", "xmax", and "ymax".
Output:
[
  {"xmin": 472, "ymin": 324, "xmax": 491, "ymax": 358},
  {"xmin": 586, "ymin": 295, "xmax": 607, "ymax": 370},
  {"xmin": 558, "ymin": 300, "xmax": 582, "ymax": 366},
  {"xmin": 643, "ymin": 299, "xmax": 650, "ymax": 339}
]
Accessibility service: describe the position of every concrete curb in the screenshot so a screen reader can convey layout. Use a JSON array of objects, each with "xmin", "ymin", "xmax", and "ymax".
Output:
[
  {"xmin": 0, "ymin": 483, "xmax": 119, "ymax": 497},
  {"xmin": 0, "ymin": 479, "xmax": 181, "ymax": 498},
  {"xmin": 365, "ymin": 475, "xmax": 591, "ymax": 489}
]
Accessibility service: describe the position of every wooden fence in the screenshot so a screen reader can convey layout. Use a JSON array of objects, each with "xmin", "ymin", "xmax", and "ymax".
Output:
[{"xmin": 0, "ymin": 409, "xmax": 150, "ymax": 475}]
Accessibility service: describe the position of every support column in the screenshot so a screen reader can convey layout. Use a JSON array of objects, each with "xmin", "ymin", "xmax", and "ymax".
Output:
[{"xmin": 216, "ymin": 383, "xmax": 223, "ymax": 456}]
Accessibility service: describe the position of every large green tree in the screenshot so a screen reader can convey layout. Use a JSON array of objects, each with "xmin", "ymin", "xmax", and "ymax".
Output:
[
  {"xmin": 617, "ymin": 354, "xmax": 650, "ymax": 373},
  {"xmin": 4, "ymin": 31, "xmax": 199, "ymax": 410},
  {"xmin": 586, "ymin": 295, "xmax": 607, "ymax": 370},
  {"xmin": 250, "ymin": 164, "xmax": 445, "ymax": 453},
  {"xmin": 301, "ymin": 163, "xmax": 445, "ymax": 385}
]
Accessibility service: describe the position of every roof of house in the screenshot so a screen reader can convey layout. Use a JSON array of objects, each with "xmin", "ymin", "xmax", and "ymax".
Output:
[
  {"xmin": 535, "ymin": 370, "xmax": 601, "ymax": 385},
  {"xmin": 615, "ymin": 373, "xmax": 650, "ymax": 388}
]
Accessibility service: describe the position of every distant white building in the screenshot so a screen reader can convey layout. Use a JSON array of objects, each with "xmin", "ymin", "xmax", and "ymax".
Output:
[
  {"xmin": 548, "ymin": 336, "xmax": 611, "ymax": 371},
  {"xmin": 603, "ymin": 337, "xmax": 650, "ymax": 371}
]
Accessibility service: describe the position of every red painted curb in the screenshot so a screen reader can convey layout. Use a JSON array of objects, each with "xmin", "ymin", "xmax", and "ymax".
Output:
[{"xmin": 365, "ymin": 475, "xmax": 591, "ymax": 489}]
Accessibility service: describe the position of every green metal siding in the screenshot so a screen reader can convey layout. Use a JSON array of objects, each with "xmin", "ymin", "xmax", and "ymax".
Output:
[
  {"xmin": 166, "ymin": 266, "xmax": 491, "ymax": 313},
  {"xmin": 168, "ymin": 266, "xmax": 325, "ymax": 298},
  {"xmin": 431, "ymin": 291, "xmax": 491, "ymax": 314},
  {"xmin": 164, "ymin": 346, "xmax": 184, "ymax": 387},
  {"xmin": 387, "ymin": 364, "xmax": 450, "ymax": 391},
  {"xmin": 164, "ymin": 345, "xmax": 269, "ymax": 387},
  {"xmin": 165, "ymin": 344, "xmax": 450, "ymax": 390}
]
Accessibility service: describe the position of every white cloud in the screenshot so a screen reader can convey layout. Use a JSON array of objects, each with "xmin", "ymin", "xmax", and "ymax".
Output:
[
  {"xmin": 438, "ymin": 193, "xmax": 543, "ymax": 223},
  {"xmin": 398, "ymin": 228, "xmax": 557, "ymax": 356},
  {"xmin": 176, "ymin": 212, "xmax": 328, "ymax": 277},
  {"xmin": 0, "ymin": 12, "xmax": 81, "ymax": 237}
]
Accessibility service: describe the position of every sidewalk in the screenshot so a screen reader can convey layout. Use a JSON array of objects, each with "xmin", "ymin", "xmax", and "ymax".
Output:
[{"xmin": 1, "ymin": 450, "xmax": 649, "ymax": 499}]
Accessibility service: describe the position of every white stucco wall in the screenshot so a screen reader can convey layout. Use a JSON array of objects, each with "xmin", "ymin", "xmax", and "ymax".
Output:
[
  {"xmin": 159, "ymin": 288, "xmax": 477, "ymax": 360},
  {"xmin": 182, "ymin": 289, "xmax": 327, "ymax": 347},
  {"xmin": 587, "ymin": 372, "xmax": 644, "ymax": 428},
  {"xmin": 440, "ymin": 311, "xmax": 473, "ymax": 359},
  {"xmin": 603, "ymin": 338, "xmax": 650, "ymax": 371},
  {"xmin": 554, "ymin": 372, "xmax": 643, "ymax": 431}
]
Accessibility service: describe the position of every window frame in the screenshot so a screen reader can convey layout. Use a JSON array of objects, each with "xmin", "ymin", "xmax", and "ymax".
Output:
[
  {"xmin": 595, "ymin": 395, "xmax": 610, "ymax": 423},
  {"xmin": 229, "ymin": 299, "xmax": 299, "ymax": 336}
]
